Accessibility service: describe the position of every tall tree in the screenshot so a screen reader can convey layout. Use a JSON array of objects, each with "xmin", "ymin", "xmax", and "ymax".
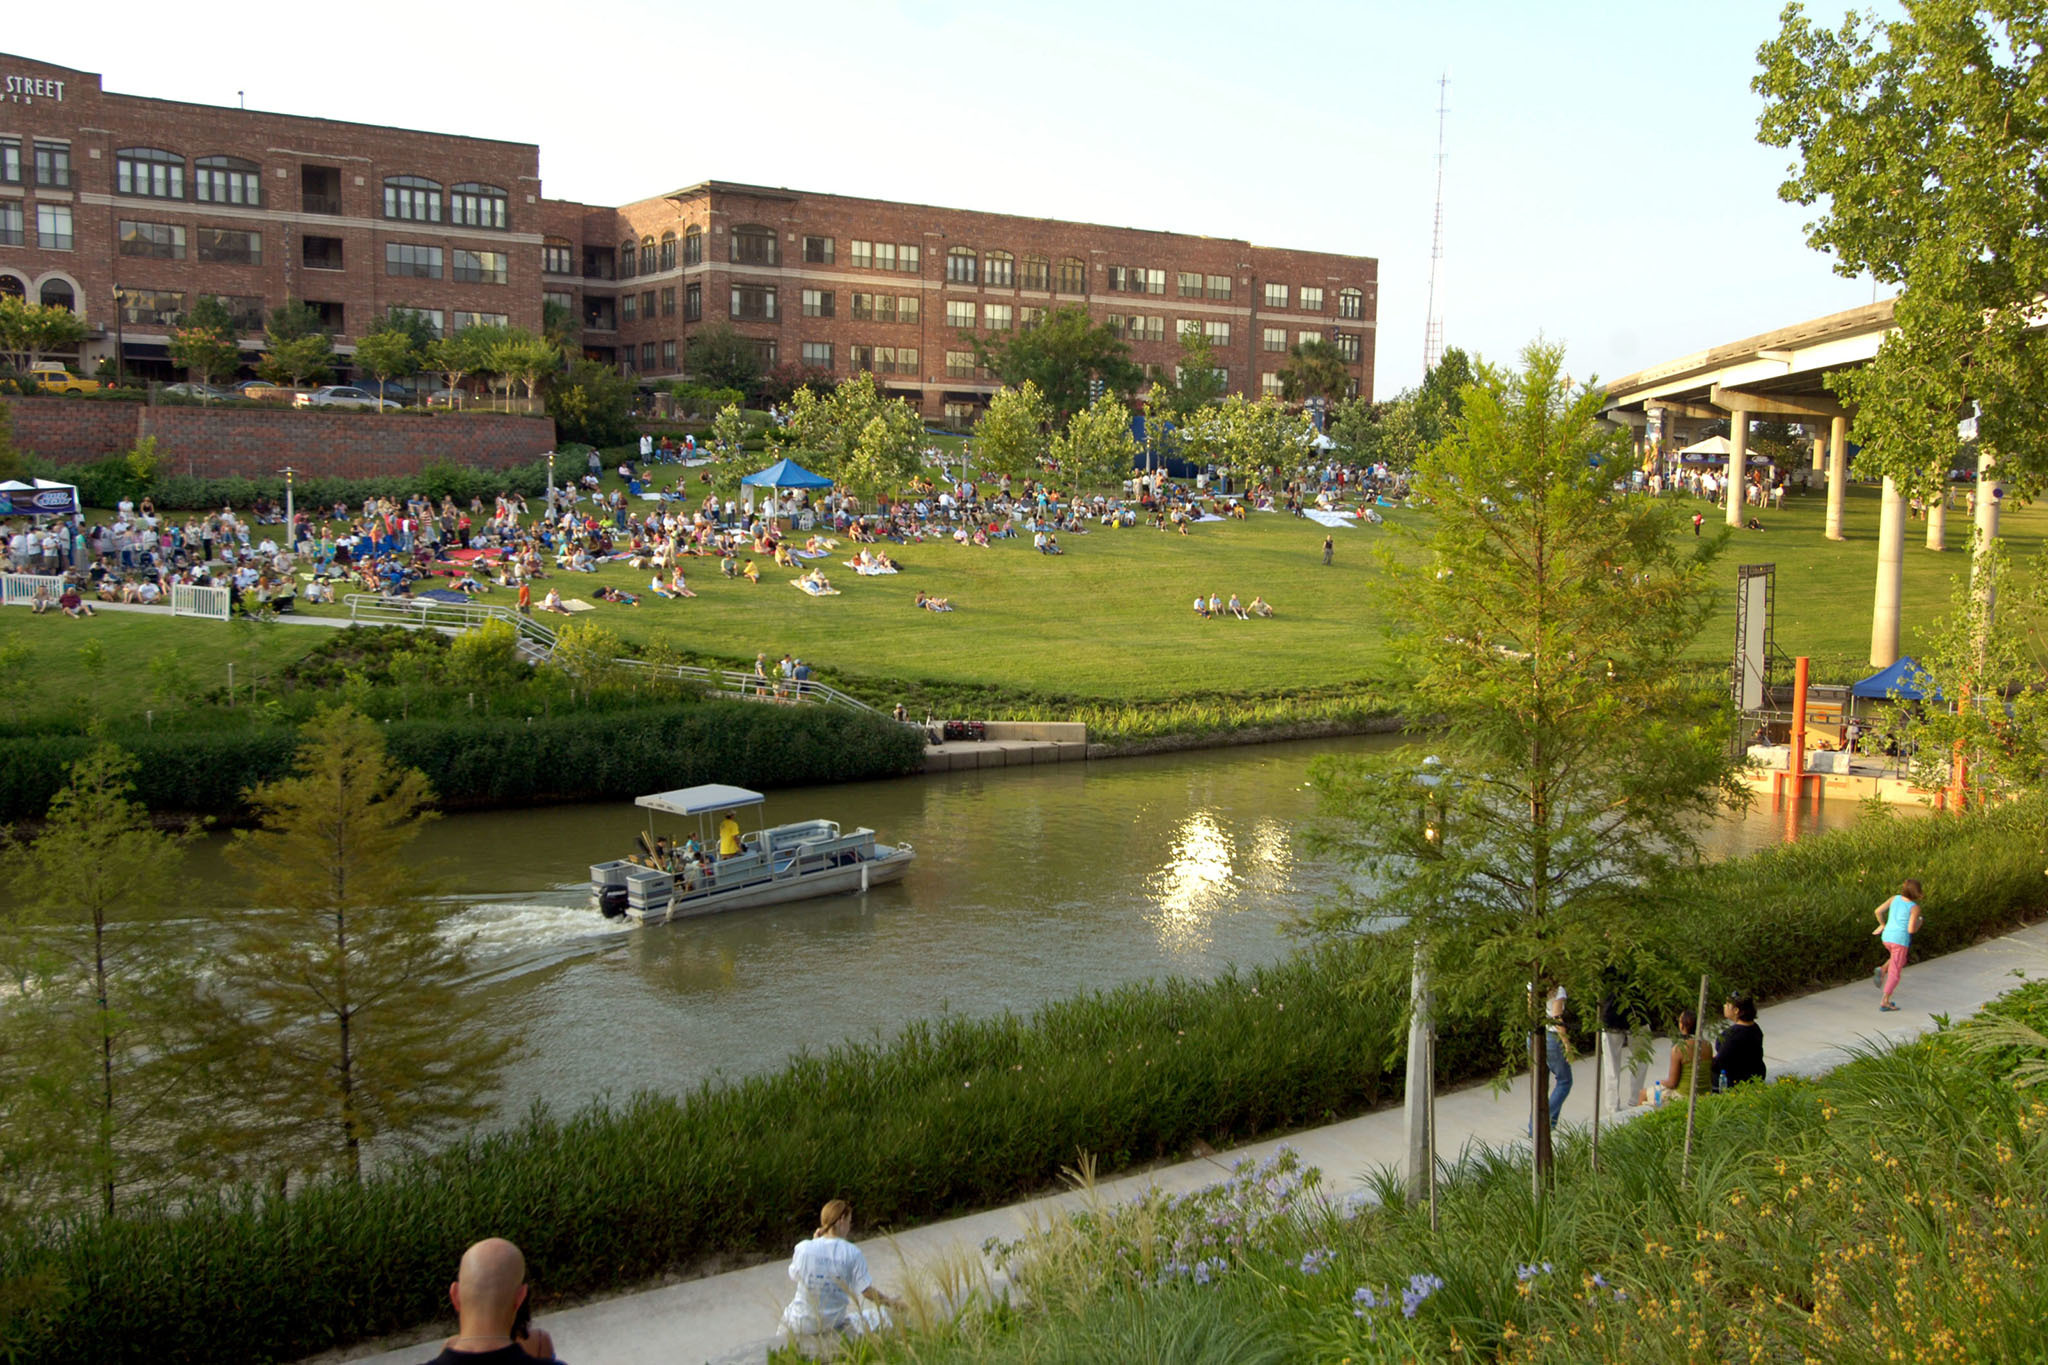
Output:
[
  {"xmin": 547, "ymin": 357, "xmax": 636, "ymax": 447},
  {"xmin": 257, "ymin": 299, "xmax": 334, "ymax": 389},
  {"xmin": 352, "ymin": 319, "xmax": 421, "ymax": 407},
  {"xmin": 1146, "ymin": 327, "xmax": 1229, "ymax": 432},
  {"xmin": 711, "ymin": 401, "xmax": 751, "ymax": 459},
  {"xmin": 540, "ymin": 298, "xmax": 579, "ymax": 353},
  {"xmin": 970, "ymin": 306, "xmax": 1143, "ymax": 421},
  {"xmin": 490, "ymin": 332, "xmax": 562, "ymax": 408},
  {"xmin": 217, "ymin": 708, "xmax": 515, "ymax": 1181},
  {"xmin": 0, "ymin": 296, "xmax": 91, "ymax": 372},
  {"xmin": 1213, "ymin": 393, "xmax": 1317, "ymax": 487},
  {"xmin": 685, "ymin": 323, "xmax": 764, "ymax": 394},
  {"xmin": 0, "ymin": 746, "xmax": 199, "ymax": 1216},
  {"xmin": 1756, "ymin": 3, "xmax": 2048, "ymax": 502},
  {"xmin": 1049, "ymin": 391, "xmax": 1139, "ymax": 493},
  {"xmin": 779, "ymin": 372, "xmax": 923, "ymax": 499},
  {"xmin": 972, "ymin": 381, "xmax": 1054, "ymax": 482},
  {"xmin": 1278, "ymin": 337, "xmax": 1353, "ymax": 405},
  {"xmin": 1304, "ymin": 342, "xmax": 1739, "ymax": 1190},
  {"xmin": 167, "ymin": 296, "xmax": 243, "ymax": 386},
  {"xmin": 430, "ymin": 327, "xmax": 495, "ymax": 406}
]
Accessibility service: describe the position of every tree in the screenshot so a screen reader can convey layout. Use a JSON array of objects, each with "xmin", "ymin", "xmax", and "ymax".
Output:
[
  {"xmin": 685, "ymin": 323, "xmax": 764, "ymax": 394},
  {"xmin": 490, "ymin": 332, "xmax": 562, "ymax": 409},
  {"xmin": 1278, "ymin": 338, "xmax": 1353, "ymax": 405},
  {"xmin": 167, "ymin": 296, "xmax": 242, "ymax": 386},
  {"xmin": 1331, "ymin": 346, "xmax": 1475, "ymax": 473},
  {"xmin": 1756, "ymin": 3, "xmax": 2048, "ymax": 503},
  {"xmin": 778, "ymin": 372, "xmax": 924, "ymax": 499},
  {"xmin": 1304, "ymin": 341, "xmax": 1739, "ymax": 1190},
  {"xmin": 429, "ymin": 328, "xmax": 495, "ymax": 407},
  {"xmin": 352, "ymin": 325, "xmax": 420, "ymax": 407},
  {"xmin": 257, "ymin": 300, "xmax": 334, "ymax": 389},
  {"xmin": 541, "ymin": 298, "xmax": 579, "ymax": 353},
  {"xmin": 711, "ymin": 401, "xmax": 751, "ymax": 459},
  {"xmin": 969, "ymin": 306, "xmax": 1143, "ymax": 421},
  {"xmin": 972, "ymin": 381, "xmax": 1054, "ymax": 482},
  {"xmin": 1212, "ymin": 393, "xmax": 1316, "ymax": 488},
  {"xmin": 217, "ymin": 708, "xmax": 515, "ymax": 1181},
  {"xmin": 1049, "ymin": 391, "xmax": 1139, "ymax": 494},
  {"xmin": 548, "ymin": 357, "xmax": 637, "ymax": 448},
  {"xmin": 839, "ymin": 396, "xmax": 925, "ymax": 503},
  {"xmin": 0, "ymin": 296, "xmax": 90, "ymax": 373},
  {"xmin": 1146, "ymin": 326, "xmax": 1229, "ymax": 431},
  {"xmin": 0, "ymin": 746, "xmax": 200, "ymax": 1216}
]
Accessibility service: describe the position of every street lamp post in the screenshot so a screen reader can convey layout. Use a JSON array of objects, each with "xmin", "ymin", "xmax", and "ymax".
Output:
[
  {"xmin": 111, "ymin": 284, "xmax": 126, "ymax": 389},
  {"xmin": 546, "ymin": 450, "xmax": 555, "ymax": 511},
  {"xmin": 1406, "ymin": 757, "xmax": 1447, "ymax": 1225},
  {"xmin": 279, "ymin": 467, "xmax": 295, "ymax": 543}
]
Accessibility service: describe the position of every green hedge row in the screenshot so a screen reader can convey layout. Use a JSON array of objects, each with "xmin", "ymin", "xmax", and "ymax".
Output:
[
  {"xmin": 2, "ymin": 794, "xmax": 2041, "ymax": 1364},
  {"xmin": 0, "ymin": 702, "xmax": 925, "ymax": 822}
]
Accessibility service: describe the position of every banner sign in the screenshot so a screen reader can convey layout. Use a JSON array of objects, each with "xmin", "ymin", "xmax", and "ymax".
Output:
[{"xmin": 0, "ymin": 487, "xmax": 79, "ymax": 516}]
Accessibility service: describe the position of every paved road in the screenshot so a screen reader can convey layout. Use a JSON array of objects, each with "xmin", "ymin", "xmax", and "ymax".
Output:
[{"xmin": 340, "ymin": 921, "xmax": 2048, "ymax": 1365}]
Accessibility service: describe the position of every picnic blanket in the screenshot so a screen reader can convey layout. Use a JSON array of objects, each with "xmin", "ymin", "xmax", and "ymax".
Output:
[
  {"xmin": 921, "ymin": 602, "xmax": 955, "ymax": 612},
  {"xmin": 562, "ymin": 598, "xmax": 597, "ymax": 612},
  {"xmin": 1303, "ymin": 509, "xmax": 1357, "ymax": 529},
  {"xmin": 790, "ymin": 580, "xmax": 841, "ymax": 596},
  {"xmin": 845, "ymin": 561, "xmax": 899, "ymax": 575},
  {"xmin": 1196, "ymin": 513, "xmax": 1228, "ymax": 523},
  {"xmin": 417, "ymin": 588, "xmax": 471, "ymax": 604},
  {"xmin": 444, "ymin": 547, "xmax": 492, "ymax": 562},
  {"xmin": 792, "ymin": 549, "xmax": 828, "ymax": 560}
]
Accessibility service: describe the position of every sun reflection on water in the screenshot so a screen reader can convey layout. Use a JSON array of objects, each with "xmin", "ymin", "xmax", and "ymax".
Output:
[{"xmin": 1145, "ymin": 811, "xmax": 1240, "ymax": 953}]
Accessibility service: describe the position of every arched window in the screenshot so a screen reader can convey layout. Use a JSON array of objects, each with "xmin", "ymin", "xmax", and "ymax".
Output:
[
  {"xmin": 115, "ymin": 147, "xmax": 183, "ymax": 199},
  {"xmin": 383, "ymin": 175, "xmax": 442, "ymax": 222},
  {"xmin": 640, "ymin": 236, "xmax": 656, "ymax": 275},
  {"xmin": 983, "ymin": 250, "xmax": 1015, "ymax": 288},
  {"xmin": 659, "ymin": 231, "xmax": 677, "ymax": 271},
  {"xmin": 683, "ymin": 225, "xmax": 703, "ymax": 266},
  {"xmin": 40, "ymin": 279, "xmax": 76, "ymax": 311},
  {"xmin": 1338, "ymin": 287, "xmax": 1364, "ymax": 320},
  {"xmin": 450, "ymin": 182, "xmax": 508, "ymax": 230},
  {"xmin": 730, "ymin": 223, "xmax": 778, "ymax": 266},
  {"xmin": 194, "ymin": 155, "xmax": 260, "ymax": 206},
  {"xmin": 619, "ymin": 239, "xmax": 637, "ymax": 279},
  {"xmin": 1019, "ymin": 254, "xmax": 1050, "ymax": 291},
  {"xmin": 1055, "ymin": 256, "xmax": 1087, "ymax": 294},
  {"xmin": 946, "ymin": 246, "xmax": 978, "ymax": 284},
  {"xmin": 0, "ymin": 274, "xmax": 26, "ymax": 299}
]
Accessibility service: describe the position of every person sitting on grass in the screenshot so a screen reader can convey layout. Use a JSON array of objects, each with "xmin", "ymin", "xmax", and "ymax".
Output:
[
  {"xmin": 650, "ymin": 573, "xmax": 677, "ymax": 599},
  {"xmin": 914, "ymin": 590, "xmax": 953, "ymax": 612},
  {"xmin": 667, "ymin": 569, "xmax": 697, "ymax": 598},
  {"xmin": 1207, "ymin": 592, "xmax": 1223, "ymax": 618},
  {"xmin": 1249, "ymin": 595, "xmax": 1274, "ymax": 617},
  {"xmin": 595, "ymin": 584, "xmax": 639, "ymax": 606},
  {"xmin": 539, "ymin": 588, "xmax": 571, "ymax": 615},
  {"xmin": 798, "ymin": 568, "xmax": 832, "ymax": 593},
  {"xmin": 58, "ymin": 584, "xmax": 96, "ymax": 618},
  {"xmin": 1193, "ymin": 594, "xmax": 1210, "ymax": 619},
  {"xmin": 722, "ymin": 555, "xmax": 739, "ymax": 579},
  {"xmin": 29, "ymin": 583, "xmax": 54, "ymax": 615},
  {"xmin": 1227, "ymin": 593, "xmax": 1249, "ymax": 619},
  {"xmin": 742, "ymin": 558, "xmax": 761, "ymax": 584}
]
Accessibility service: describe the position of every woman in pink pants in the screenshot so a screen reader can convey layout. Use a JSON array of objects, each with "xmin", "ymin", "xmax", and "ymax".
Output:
[{"xmin": 1873, "ymin": 878, "xmax": 1923, "ymax": 1013}]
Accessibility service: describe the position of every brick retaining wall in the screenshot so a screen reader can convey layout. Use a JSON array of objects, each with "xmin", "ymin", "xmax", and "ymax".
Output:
[{"xmin": 6, "ymin": 397, "xmax": 555, "ymax": 478}]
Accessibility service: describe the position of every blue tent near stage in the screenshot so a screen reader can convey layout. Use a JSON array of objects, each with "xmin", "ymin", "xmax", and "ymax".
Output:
[
  {"xmin": 1852, "ymin": 655, "xmax": 1938, "ymax": 701},
  {"xmin": 739, "ymin": 458, "xmax": 833, "ymax": 490}
]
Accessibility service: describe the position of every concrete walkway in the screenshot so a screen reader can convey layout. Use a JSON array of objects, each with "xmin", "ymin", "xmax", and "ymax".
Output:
[{"xmin": 343, "ymin": 922, "xmax": 2048, "ymax": 1365}]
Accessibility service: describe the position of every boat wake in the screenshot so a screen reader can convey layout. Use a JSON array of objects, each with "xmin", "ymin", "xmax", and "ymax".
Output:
[{"xmin": 438, "ymin": 894, "xmax": 629, "ymax": 979}]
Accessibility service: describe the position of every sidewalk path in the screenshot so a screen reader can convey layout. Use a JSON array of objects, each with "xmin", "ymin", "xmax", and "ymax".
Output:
[{"xmin": 343, "ymin": 922, "xmax": 2048, "ymax": 1365}]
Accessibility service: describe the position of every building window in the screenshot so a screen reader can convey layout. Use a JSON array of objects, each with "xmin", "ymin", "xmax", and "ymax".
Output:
[
  {"xmin": 849, "ymin": 240, "xmax": 874, "ymax": 269},
  {"xmin": 683, "ymin": 225, "xmax": 703, "ymax": 266},
  {"xmin": 544, "ymin": 289, "xmax": 575, "ymax": 314},
  {"xmin": 450, "ymin": 183, "xmax": 509, "ymax": 230},
  {"xmin": 636, "ymin": 290, "xmax": 653, "ymax": 318},
  {"xmin": 898, "ymin": 348, "xmax": 917, "ymax": 373},
  {"xmin": 943, "ymin": 401, "xmax": 977, "ymax": 427},
  {"xmin": 120, "ymin": 289, "xmax": 186, "ymax": 327},
  {"xmin": 802, "ymin": 288, "xmax": 833, "ymax": 318},
  {"xmin": 208, "ymin": 294, "xmax": 267, "ymax": 331},
  {"xmin": 852, "ymin": 293, "xmax": 880, "ymax": 322},
  {"xmin": 640, "ymin": 237, "xmax": 656, "ymax": 275},
  {"xmin": 191, "ymin": 154, "xmax": 263, "ymax": 206},
  {"xmin": 1020, "ymin": 254, "xmax": 1049, "ymax": 290},
  {"xmin": 748, "ymin": 338, "xmax": 779, "ymax": 368},
  {"xmin": 985, "ymin": 251, "xmax": 1015, "ymax": 287},
  {"xmin": 1020, "ymin": 306, "xmax": 1046, "ymax": 330},
  {"xmin": 452, "ymin": 246, "xmax": 509, "ymax": 283},
  {"xmin": 946, "ymin": 247, "xmax": 978, "ymax": 284},
  {"xmin": 802, "ymin": 340, "xmax": 833, "ymax": 369},
  {"xmin": 898, "ymin": 295, "xmax": 921, "ymax": 325},
  {"xmin": 1204, "ymin": 320, "xmax": 1231, "ymax": 348},
  {"xmin": 303, "ymin": 235, "xmax": 344, "ymax": 271},
  {"xmin": 1300, "ymin": 286, "xmax": 1325, "ymax": 312},
  {"xmin": 116, "ymin": 146, "xmax": 187, "ymax": 199},
  {"xmin": 730, "ymin": 224, "xmax": 779, "ymax": 266},
  {"xmin": 396, "ymin": 309, "xmax": 445, "ymax": 338},
  {"xmin": 543, "ymin": 238, "xmax": 575, "ymax": 275},
  {"xmin": 1108, "ymin": 266, "xmax": 1165, "ymax": 295},
  {"xmin": 453, "ymin": 311, "xmax": 508, "ymax": 332},
  {"xmin": 0, "ymin": 201, "xmax": 20, "ymax": 246},
  {"xmin": 662, "ymin": 339, "xmax": 677, "ymax": 370},
  {"xmin": 618, "ymin": 239, "xmax": 637, "ymax": 279},
  {"xmin": 1261, "ymin": 371, "xmax": 1284, "ymax": 397},
  {"xmin": 684, "ymin": 283, "xmax": 702, "ymax": 320},
  {"xmin": 984, "ymin": 303, "xmax": 1013, "ymax": 332},
  {"xmin": 661, "ymin": 286, "xmax": 675, "ymax": 317},
  {"xmin": 946, "ymin": 299, "xmax": 977, "ymax": 330},
  {"xmin": 730, "ymin": 284, "xmax": 777, "ymax": 320},
  {"xmin": 197, "ymin": 227, "xmax": 262, "ymax": 266},
  {"xmin": 385, "ymin": 243, "xmax": 444, "ymax": 279},
  {"xmin": 1176, "ymin": 271, "xmax": 1202, "ymax": 299},
  {"xmin": 1333, "ymin": 332, "xmax": 1362, "ymax": 362},
  {"xmin": 1262, "ymin": 327, "xmax": 1287, "ymax": 353},
  {"xmin": 1264, "ymin": 282, "xmax": 1288, "ymax": 308},
  {"xmin": 1297, "ymin": 330, "xmax": 1321, "ymax": 349},
  {"xmin": 584, "ymin": 296, "xmax": 615, "ymax": 329},
  {"xmin": 658, "ymin": 231, "xmax": 677, "ymax": 271},
  {"xmin": 1338, "ymin": 287, "xmax": 1364, "ymax": 320},
  {"xmin": 1207, "ymin": 275, "xmax": 1232, "ymax": 301},
  {"xmin": 1177, "ymin": 364, "xmax": 1227, "ymax": 388},
  {"xmin": 946, "ymin": 350, "xmax": 978, "ymax": 379},
  {"xmin": 1056, "ymin": 257, "xmax": 1086, "ymax": 293},
  {"xmin": 621, "ymin": 293, "xmax": 639, "ymax": 322},
  {"xmin": 1134, "ymin": 315, "xmax": 1165, "ymax": 342},
  {"xmin": 39, "ymin": 280, "xmax": 75, "ymax": 311},
  {"xmin": 641, "ymin": 342, "xmax": 657, "ymax": 369},
  {"xmin": 32, "ymin": 140, "xmax": 70, "ymax": 189},
  {"xmin": 875, "ymin": 242, "xmax": 899, "ymax": 271},
  {"xmin": 0, "ymin": 137, "xmax": 18, "ymax": 184},
  {"xmin": 118, "ymin": 220, "xmax": 186, "ymax": 260},
  {"xmin": 36, "ymin": 204, "xmax": 72, "ymax": 250},
  {"xmin": 1103, "ymin": 314, "xmax": 1126, "ymax": 339},
  {"xmin": 383, "ymin": 175, "xmax": 443, "ymax": 222},
  {"xmin": 897, "ymin": 243, "xmax": 921, "ymax": 273},
  {"xmin": 803, "ymin": 235, "xmax": 834, "ymax": 264}
]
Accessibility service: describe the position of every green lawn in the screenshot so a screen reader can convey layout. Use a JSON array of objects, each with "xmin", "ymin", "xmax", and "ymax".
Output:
[
  {"xmin": 0, "ymin": 611, "xmax": 330, "ymax": 722},
  {"xmin": 7, "ymin": 479, "xmax": 2039, "ymax": 722}
]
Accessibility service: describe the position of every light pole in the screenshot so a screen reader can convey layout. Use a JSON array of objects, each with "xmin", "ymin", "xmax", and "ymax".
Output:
[
  {"xmin": 546, "ymin": 450, "xmax": 555, "ymax": 511},
  {"xmin": 279, "ymin": 467, "xmax": 295, "ymax": 543},
  {"xmin": 1406, "ymin": 757, "xmax": 1446, "ymax": 1224},
  {"xmin": 111, "ymin": 284, "xmax": 126, "ymax": 389}
]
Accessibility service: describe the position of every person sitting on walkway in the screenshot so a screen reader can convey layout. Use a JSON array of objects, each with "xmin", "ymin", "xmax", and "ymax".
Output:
[
  {"xmin": 780, "ymin": 1200, "xmax": 903, "ymax": 1342},
  {"xmin": 1713, "ymin": 992, "xmax": 1767, "ymax": 1088},
  {"xmin": 420, "ymin": 1236, "xmax": 557, "ymax": 1362},
  {"xmin": 1639, "ymin": 1010, "xmax": 1710, "ymax": 1108}
]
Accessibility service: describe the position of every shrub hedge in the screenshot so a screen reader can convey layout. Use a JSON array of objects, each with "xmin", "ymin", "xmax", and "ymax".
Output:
[
  {"xmin": 0, "ymin": 701, "xmax": 925, "ymax": 822},
  {"xmin": 0, "ymin": 794, "xmax": 2040, "ymax": 1364}
]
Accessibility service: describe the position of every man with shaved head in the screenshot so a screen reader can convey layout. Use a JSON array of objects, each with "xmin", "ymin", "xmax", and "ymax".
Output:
[{"xmin": 422, "ymin": 1238, "xmax": 559, "ymax": 1363}]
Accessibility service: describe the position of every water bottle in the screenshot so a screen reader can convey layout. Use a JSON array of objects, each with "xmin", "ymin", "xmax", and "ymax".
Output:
[{"xmin": 1717, "ymin": 1070, "xmax": 1729, "ymax": 1094}]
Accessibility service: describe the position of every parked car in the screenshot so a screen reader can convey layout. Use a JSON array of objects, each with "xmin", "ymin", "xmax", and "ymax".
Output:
[
  {"xmin": 233, "ymin": 380, "xmax": 293, "ymax": 401},
  {"xmin": 293, "ymin": 385, "xmax": 402, "ymax": 412},
  {"xmin": 28, "ymin": 363, "xmax": 100, "ymax": 396},
  {"xmin": 423, "ymin": 388, "xmax": 468, "ymax": 409},
  {"xmin": 162, "ymin": 382, "xmax": 229, "ymax": 401}
]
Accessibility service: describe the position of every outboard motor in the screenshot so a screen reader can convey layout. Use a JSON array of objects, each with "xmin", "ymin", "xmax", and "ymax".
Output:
[{"xmin": 597, "ymin": 885, "xmax": 630, "ymax": 918}]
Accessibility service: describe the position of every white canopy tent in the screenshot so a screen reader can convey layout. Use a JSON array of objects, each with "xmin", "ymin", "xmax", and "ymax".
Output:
[{"xmin": 0, "ymin": 478, "xmax": 81, "ymax": 517}]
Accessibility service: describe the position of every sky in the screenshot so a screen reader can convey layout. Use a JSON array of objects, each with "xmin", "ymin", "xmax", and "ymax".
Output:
[{"xmin": 42, "ymin": 0, "xmax": 1885, "ymax": 398}]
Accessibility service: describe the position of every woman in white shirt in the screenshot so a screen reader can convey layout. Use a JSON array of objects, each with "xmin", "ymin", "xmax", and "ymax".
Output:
[{"xmin": 781, "ymin": 1200, "xmax": 900, "ymax": 1339}]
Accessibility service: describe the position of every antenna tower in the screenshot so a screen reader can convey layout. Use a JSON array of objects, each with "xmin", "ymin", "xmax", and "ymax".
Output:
[{"xmin": 1422, "ymin": 72, "xmax": 1450, "ymax": 375}]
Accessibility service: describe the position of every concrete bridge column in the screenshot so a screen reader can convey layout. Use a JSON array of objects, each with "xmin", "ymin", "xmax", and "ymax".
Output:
[
  {"xmin": 1926, "ymin": 481, "xmax": 1947, "ymax": 551},
  {"xmin": 1870, "ymin": 476, "xmax": 1906, "ymax": 667},
  {"xmin": 1812, "ymin": 435, "xmax": 1826, "ymax": 471},
  {"xmin": 1726, "ymin": 410, "xmax": 1749, "ymax": 527},
  {"xmin": 1824, "ymin": 415, "xmax": 1848, "ymax": 541}
]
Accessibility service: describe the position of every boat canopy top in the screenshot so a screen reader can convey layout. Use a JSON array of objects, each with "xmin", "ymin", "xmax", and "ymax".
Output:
[{"xmin": 635, "ymin": 784, "xmax": 766, "ymax": 816}]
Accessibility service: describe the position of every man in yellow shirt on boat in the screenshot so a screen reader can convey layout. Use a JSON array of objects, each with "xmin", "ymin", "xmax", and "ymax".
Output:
[{"xmin": 719, "ymin": 811, "xmax": 743, "ymax": 858}]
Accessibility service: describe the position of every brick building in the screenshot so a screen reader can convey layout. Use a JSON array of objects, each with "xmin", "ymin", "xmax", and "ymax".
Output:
[{"xmin": 3, "ymin": 53, "xmax": 1377, "ymax": 418}]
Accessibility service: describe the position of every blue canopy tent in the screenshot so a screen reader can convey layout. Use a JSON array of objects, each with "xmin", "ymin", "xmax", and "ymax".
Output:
[
  {"xmin": 739, "ymin": 458, "xmax": 833, "ymax": 521},
  {"xmin": 1852, "ymin": 655, "xmax": 1939, "ymax": 702}
]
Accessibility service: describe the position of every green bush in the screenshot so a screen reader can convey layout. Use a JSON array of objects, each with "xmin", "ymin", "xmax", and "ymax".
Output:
[
  {"xmin": 0, "ymin": 797, "xmax": 2039, "ymax": 1364},
  {"xmin": 31, "ymin": 455, "xmax": 554, "ymax": 514}
]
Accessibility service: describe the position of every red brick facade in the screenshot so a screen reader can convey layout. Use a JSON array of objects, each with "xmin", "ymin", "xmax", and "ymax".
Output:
[{"xmin": 8, "ymin": 396, "xmax": 554, "ymax": 477}]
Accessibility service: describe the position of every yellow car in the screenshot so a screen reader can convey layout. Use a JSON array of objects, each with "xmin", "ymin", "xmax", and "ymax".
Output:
[
  {"xmin": 28, "ymin": 363, "xmax": 100, "ymax": 396},
  {"xmin": 233, "ymin": 380, "xmax": 292, "ymax": 401}
]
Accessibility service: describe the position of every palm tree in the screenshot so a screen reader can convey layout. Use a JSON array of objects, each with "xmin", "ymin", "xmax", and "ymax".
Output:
[{"xmin": 1279, "ymin": 338, "xmax": 1353, "ymax": 405}]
